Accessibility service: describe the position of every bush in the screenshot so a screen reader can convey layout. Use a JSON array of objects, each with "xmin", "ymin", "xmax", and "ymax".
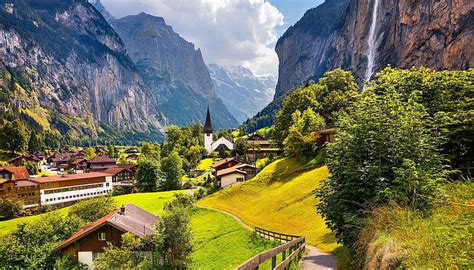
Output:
[
  {"xmin": 194, "ymin": 187, "xmax": 207, "ymax": 200},
  {"xmin": 0, "ymin": 197, "xmax": 24, "ymax": 220},
  {"xmin": 111, "ymin": 186, "xmax": 127, "ymax": 196},
  {"xmin": 316, "ymin": 86, "xmax": 446, "ymax": 246},
  {"xmin": 68, "ymin": 196, "xmax": 117, "ymax": 223}
]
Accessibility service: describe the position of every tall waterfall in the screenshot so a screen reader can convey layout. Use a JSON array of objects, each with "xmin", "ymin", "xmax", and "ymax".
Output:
[{"xmin": 365, "ymin": 0, "xmax": 380, "ymax": 82}]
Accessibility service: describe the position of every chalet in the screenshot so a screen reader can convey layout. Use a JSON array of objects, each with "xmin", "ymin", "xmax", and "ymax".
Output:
[
  {"xmin": 7, "ymin": 155, "xmax": 39, "ymax": 166},
  {"xmin": 211, "ymin": 158, "xmax": 240, "ymax": 172},
  {"xmin": 0, "ymin": 167, "xmax": 40, "ymax": 207},
  {"xmin": 48, "ymin": 153, "xmax": 72, "ymax": 169},
  {"xmin": 117, "ymin": 163, "xmax": 138, "ymax": 172},
  {"xmin": 315, "ymin": 128, "xmax": 337, "ymax": 144},
  {"xmin": 215, "ymin": 163, "xmax": 256, "ymax": 188},
  {"xmin": 103, "ymin": 167, "xmax": 135, "ymax": 187},
  {"xmin": 237, "ymin": 134, "xmax": 282, "ymax": 163},
  {"xmin": 71, "ymin": 158, "xmax": 88, "ymax": 173},
  {"xmin": 54, "ymin": 204, "xmax": 157, "ymax": 269},
  {"xmin": 33, "ymin": 172, "xmax": 113, "ymax": 206},
  {"xmin": 87, "ymin": 155, "xmax": 116, "ymax": 172}
]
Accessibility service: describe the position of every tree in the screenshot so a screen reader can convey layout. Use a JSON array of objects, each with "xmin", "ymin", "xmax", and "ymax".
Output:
[
  {"xmin": 68, "ymin": 196, "xmax": 117, "ymax": 223},
  {"xmin": 0, "ymin": 197, "xmax": 24, "ymax": 221},
  {"xmin": 316, "ymin": 86, "xmax": 445, "ymax": 246},
  {"xmin": 85, "ymin": 147, "xmax": 96, "ymax": 160},
  {"xmin": 186, "ymin": 145, "xmax": 204, "ymax": 170},
  {"xmin": 140, "ymin": 142, "xmax": 161, "ymax": 163},
  {"xmin": 154, "ymin": 201, "xmax": 193, "ymax": 269},
  {"xmin": 23, "ymin": 161, "xmax": 39, "ymax": 175},
  {"xmin": 161, "ymin": 151, "xmax": 183, "ymax": 191},
  {"xmin": 0, "ymin": 214, "xmax": 81, "ymax": 268},
  {"xmin": 0, "ymin": 120, "xmax": 29, "ymax": 154},
  {"xmin": 136, "ymin": 159, "xmax": 161, "ymax": 192},
  {"xmin": 283, "ymin": 108, "xmax": 325, "ymax": 157},
  {"xmin": 273, "ymin": 69, "xmax": 358, "ymax": 145},
  {"xmin": 27, "ymin": 131, "xmax": 44, "ymax": 153}
]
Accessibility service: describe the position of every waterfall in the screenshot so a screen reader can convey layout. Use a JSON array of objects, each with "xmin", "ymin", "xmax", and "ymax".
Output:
[{"xmin": 365, "ymin": 0, "xmax": 380, "ymax": 82}]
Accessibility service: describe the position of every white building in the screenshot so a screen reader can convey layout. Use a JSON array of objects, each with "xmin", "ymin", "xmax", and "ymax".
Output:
[{"xmin": 203, "ymin": 106, "xmax": 234, "ymax": 154}]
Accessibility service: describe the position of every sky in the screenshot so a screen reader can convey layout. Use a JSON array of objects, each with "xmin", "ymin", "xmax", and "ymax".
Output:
[{"xmin": 100, "ymin": 0, "xmax": 324, "ymax": 76}]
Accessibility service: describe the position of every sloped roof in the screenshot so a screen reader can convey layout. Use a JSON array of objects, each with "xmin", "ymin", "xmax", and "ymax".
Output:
[
  {"xmin": 31, "ymin": 172, "xmax": 112, "ymax": 183},
  {"xmin": 103, "ymin": 167, "xmax": 131, "ymax": 175},
  {"xmin": 117, "ymin": 164, "xmax": 138, "ymax": 170},
  {"xmin": 204, "ymin": 106, "xmax": 213, "ymax": 133},
  {"xmin": 71, "ymin": 158, "xmax": 87, "ymax": 165},
  {"xmin": 211, "ymin": 158, "xmax": 237, "ymax": 169},
  {"xmin": 54, "ymin": 204, "xmax": 157, "ymax": 252},
  {"xmin": 216, "ymin": 165, "xmax": 247, "ymax": 177},
  {"xmin": 0, "ymin": 167, "xmax": 30, "ymax": 180},
  {"xmin": 87, "ymin": 155, "xmax": 116, "ymax": 164}
]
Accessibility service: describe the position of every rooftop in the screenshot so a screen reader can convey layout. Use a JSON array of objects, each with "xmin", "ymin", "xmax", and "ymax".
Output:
[
  {"xmin": 0, "ymin": 166, "xmax": 30, "ymax": 180},
  {"xmin": 31, "ymin": 172, "xmax": 112, "ymax": 183},
  {"xmin": 87, "ymin": 155, "xmax": 116, "ymax": 164}
]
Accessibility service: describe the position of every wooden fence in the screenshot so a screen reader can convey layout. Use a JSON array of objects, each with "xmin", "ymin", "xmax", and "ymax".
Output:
[{"xmin": 236, "ymin": 228, "xmax": 305, "ymax": 270}]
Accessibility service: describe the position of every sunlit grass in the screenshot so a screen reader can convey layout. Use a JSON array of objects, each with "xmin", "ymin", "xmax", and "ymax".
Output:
[{"xmin": 199, "ymin": 157, "xmax": 338, "ymax": 252}]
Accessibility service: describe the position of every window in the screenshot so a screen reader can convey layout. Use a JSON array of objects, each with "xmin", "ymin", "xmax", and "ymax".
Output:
[
  {"xmin": 92, "ymin": 252, "xmax": 101, "ymax": 260},
  {"xmin": 98, "ymin": 232, "xmax": 106, "ymax": 241},
  {"xmin": 236, "ymin": 177, "xmax": 244, "ymax": 182}
]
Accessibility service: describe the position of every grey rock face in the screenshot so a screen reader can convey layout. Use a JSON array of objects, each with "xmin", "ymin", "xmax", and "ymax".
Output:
[
  {"xmin": 109, "ymin": 13, "xmax": 239, "ymax": 129},
  {"xmin": 208, "ymin": 63, "xmax": 275, "ymax": 123},
  {"xmin": 0, "ymin": 0, "xmax": 163, "ymax": 137}
]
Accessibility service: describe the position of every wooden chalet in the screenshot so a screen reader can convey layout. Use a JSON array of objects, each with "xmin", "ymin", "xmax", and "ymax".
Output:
[
  {"xmin": 238, "ymin": 134, "xmax": 282, "ymax": 163},
  {"xmin": 54, "ymin": 204, "xmax": 157, "ymax": 269},
  {"xmin": 315, "ymin": 128, "xmax": 337, "ymax": 144},
  {"xmin": 0, "ymin": 167, "xmax": 40, "ymax": 207},
  {"xmin": 211, "ymin": 158, "xmax": 240, "ymax": 172},
  {"xmin": 87, "ymin": 155, "xmax": 116, "ymax": 172}
]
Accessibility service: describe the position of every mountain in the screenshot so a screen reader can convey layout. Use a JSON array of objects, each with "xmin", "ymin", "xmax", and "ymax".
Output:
[
  {"xmin": 207, "ymin": 64, "xmax": 275, "ymax": 123},
  {"xmin": 92, "ymin": 3, "xmax": 239, "ymax": 129},
  {"xmin": 246, "ymin": 0, "xmax": 473, "ymax": 131},
  {"xmin": 0, "ymin": 0, "xmax": 163, "ymax": 142}
]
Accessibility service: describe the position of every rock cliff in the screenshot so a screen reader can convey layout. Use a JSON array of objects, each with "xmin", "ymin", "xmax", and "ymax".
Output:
[
  {"xmin": 0, "ymin": 0, "xmax": 163, "ymax": 141},
  {"xmin": 109, "ymin": 12, "xmax": 238, "ymax": 129},
  {"xmin": 248, "ymin": 0, "xmax": 473, "ymax": 131}
]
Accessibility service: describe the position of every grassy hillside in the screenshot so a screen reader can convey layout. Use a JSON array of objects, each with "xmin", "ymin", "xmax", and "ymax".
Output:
[
  {"xmin": 355, "ymin": 181, "xmax": 474, "ymax": 269},
  {"xmin": 0, "ymin": 191, "xmax": 276, "ymax": 269},
  {"xmin": 199, "ymin": 157, "xmax": 338, "ymax": 252},
  {"xmin": 190, "ymin": 208, "xmax": 276, "ymax": 269},
  {"xmin": 0, "ymin": 191, "xmax": 182, "ymax": 234}
]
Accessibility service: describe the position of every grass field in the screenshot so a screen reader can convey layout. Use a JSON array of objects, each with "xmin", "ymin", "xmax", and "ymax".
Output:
[
  {"xmin": 196, "ymin": 158, "xmax": 215, "ymax": 170},
  {"xmin": 199, "ymin": 157, "xmax": 339, "ymax": 252},
  {"xmin": 0, "ymin": 191, "xmax": 182, "ymax": 234},
  {"xmin": 190, "ymin": 208, "xmax": 277, "ymax": 269}
]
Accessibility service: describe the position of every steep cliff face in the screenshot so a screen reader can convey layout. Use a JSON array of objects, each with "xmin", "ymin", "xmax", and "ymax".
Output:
[
  {"xmin": 110, "ymin": 13, "xmax": 238, "ymax": 129},
  {"xmin": 247, "ymin": 0, "xmax": 473, "ymax": 131},
  {"xmin": 275, "ymin": 0, "xmax": 473, "ymax": 98},
  {"xmin": 0, "ymin": 0, "xmax": 163, "ymax": 140},
  {"xmin": 208, "ymin": 64, "xmax": 275, "ymax": 123}
]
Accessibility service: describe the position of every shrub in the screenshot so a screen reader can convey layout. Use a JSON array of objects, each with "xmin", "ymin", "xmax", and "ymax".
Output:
[
  {"xmin": 316, "ymin": 86, "xmax": 445, "ymax": 246},
  {"xmin": 0, "ymin": 197, "xmax": 24, "ymax": 220},
  {"xmin": 68, "ymin": 196, "xmax": 117, "ymax": 223}
]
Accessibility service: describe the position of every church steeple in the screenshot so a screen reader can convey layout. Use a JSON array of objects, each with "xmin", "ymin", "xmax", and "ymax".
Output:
[{"xmin": 204, "ymin": 106, "xmax": 213, "ymax": 134}]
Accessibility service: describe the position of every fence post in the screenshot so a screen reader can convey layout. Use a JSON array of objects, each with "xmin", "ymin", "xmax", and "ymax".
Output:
[{"xmin": 272, "ymin": 255, "xmax": 277, "ymax": 269}]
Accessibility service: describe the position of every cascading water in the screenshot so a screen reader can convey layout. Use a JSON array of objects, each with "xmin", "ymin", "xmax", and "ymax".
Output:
[{"xmin": 365, "ymin": 0, "xmax": 380, "ymax": 82}]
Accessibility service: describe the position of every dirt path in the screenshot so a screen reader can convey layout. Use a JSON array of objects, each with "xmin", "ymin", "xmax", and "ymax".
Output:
[{"xmin": 197, "ymin": 205, "xmax": 336, "ymax": 269}]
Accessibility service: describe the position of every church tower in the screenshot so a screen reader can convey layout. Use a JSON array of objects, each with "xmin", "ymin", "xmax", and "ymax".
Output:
[{"xmin": 204, "ymin": 106, "xmax": 213, "ymax": 153}]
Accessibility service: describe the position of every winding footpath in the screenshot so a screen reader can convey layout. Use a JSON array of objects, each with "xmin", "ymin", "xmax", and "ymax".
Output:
[{"xmin": 198, "ymin": 206, "xmax": 336, "ymax": 270}]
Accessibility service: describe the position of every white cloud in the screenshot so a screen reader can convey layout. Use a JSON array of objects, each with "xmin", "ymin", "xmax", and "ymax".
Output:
[{"xmin": 101, "ymin": 0, "xmax": 284, "ymax": 76}]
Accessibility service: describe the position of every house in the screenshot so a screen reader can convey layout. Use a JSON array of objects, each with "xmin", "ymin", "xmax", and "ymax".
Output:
[
  {"xmin": 117, "ymin": 163, "xmax": 138, "ymax": 172},
  {"xmin": 103, "ymin": 167, "xmax": 135, "ymax": 188},
  {"xmin": 237, "ymin": 134, "xmax": 282, "ymax": 163},
  {"xmin": 71, "ymin": 158, "xmax": 88, "ymax": 173},
  {"xmin": 54, "ymin": 204, "xmax": 157, "ymax": 269},
  {"xmin": 7, "ymin": 155, "xmax": 39, "ymax": 166},
  {"xmin": 0, "ymin": 167, "xmax": 40, "ymax": 207},
  {"xmin": 48, "ymin": 153, "xmax": 72, "ymax": 170},
  {"xmin": 315, "ymin": 128, "xmax": 337, "ymax": 144},
  {"xmin": 32, "ymin": 172, "xmax": 113, "ymax": 206},
  {"xmin": 211, "ymin": 158, "xmax": 240, "ymax": 172},
  {"xmin": 87, "ymin": 155, "xmax": 116, "ymax": 172},
  {"xmin": 203, "ymin": 106, "xmax": 234, "ymax": 154},
  {"xmin": 216, "ymin": 166, "xmax": 247, "ymax": 188},
  {"xmin": 233, "ymin": 163, "xmax": 257, "ymax": 179}
]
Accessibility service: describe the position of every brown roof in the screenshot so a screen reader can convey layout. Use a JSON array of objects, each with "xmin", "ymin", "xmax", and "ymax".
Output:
[
  {"xmin": 87, "ymin": 155, "xmax": 116, "ymax": 164},
  {"xmin": 31, "ymin": 172, "xmax": 112, "ymax": 183},
  {"xmin": 71, "ymin": 158, "xmax": 87, "ymax": 165},
  {"xmin": 15, "ymin": 180, "xmax": 39, "ymax": 187},
  {"xmin": 117, "ymin": 164, "xmax": 138, "ymax": 170},
  {"xmin": 103, "ymin": 167, "xmax": 131, "ymax": 175},
  {"xmin": 0, "ymin": 167, "xmax": 30, "ymax": 180},
  {"xmin": 211, "ymin": 158, "xmax": 237, "ymax": 169},
  {"xmin": 51, "ymin": 154, "xmax": 71, "ymax": 163},
  {"xmin": 235, "ymin": 163, "xmax": 256, "ymax": 170},
  {"xmin": 316, "ymin": 128, "xmax": 337, "ymax": 135},
  {"xmin": 7, "ymin": 155, "xmax": 36, "ymax": 164},
  {"xmin": 216, "ymin": 165, "xmax": 247, "ymax": 177},
  {"xmin": 54, "ymin": 204, "xmax": 157, "ymax": 252}
]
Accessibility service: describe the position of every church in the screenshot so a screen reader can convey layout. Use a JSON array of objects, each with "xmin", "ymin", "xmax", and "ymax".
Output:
[{"xmin": 203, "ymin": 107, "xmax": 234, "ymax": 154}]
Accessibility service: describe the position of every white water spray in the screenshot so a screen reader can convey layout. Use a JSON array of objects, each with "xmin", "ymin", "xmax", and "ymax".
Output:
[{"xmin": 365, "ymin": 0, "xmax": 380, "ymax": 82}]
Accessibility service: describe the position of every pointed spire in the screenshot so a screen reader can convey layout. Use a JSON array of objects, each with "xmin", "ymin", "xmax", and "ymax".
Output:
[{"xmin": 204, "ymin": 105, "xmax": 213, "ymax": 134}]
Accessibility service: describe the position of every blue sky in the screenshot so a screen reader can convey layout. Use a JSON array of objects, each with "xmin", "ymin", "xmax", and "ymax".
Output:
[{"xmin": 100, "ymin": 0, "xmax": 324, "ymax": 76}]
